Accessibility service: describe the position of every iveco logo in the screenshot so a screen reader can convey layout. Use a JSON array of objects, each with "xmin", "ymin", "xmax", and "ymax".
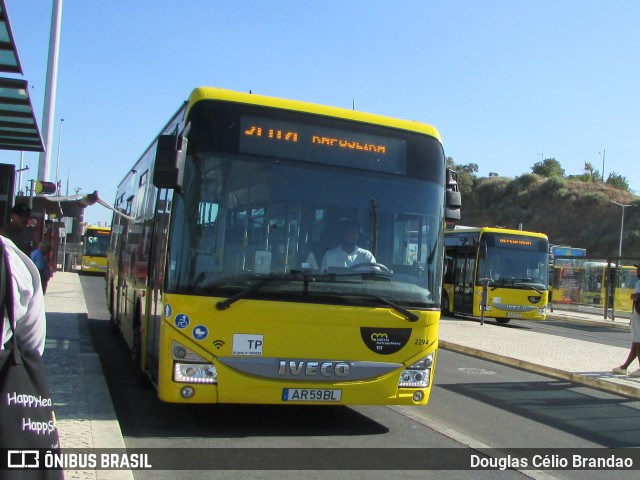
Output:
[
  {"xmin": 502, "ymin": 305, "xmax": 529, "ymax": 311},
  {"xmin": 278, "ymin": 361, "xmax": 350, "ymax": 377}
]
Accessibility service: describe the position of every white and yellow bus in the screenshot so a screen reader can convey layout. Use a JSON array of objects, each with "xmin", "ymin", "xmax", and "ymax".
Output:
[
  {"xmin": 581, "ymin": 261, "xmax": 637, "ymax": 312},
  {"xmin": 81, "ymin": 225, "xmax": 111, "ymax": 274},
  {"xmin": 443, "ymin": 227, "xmax": 549, "ymax": 323},
  {"xmin": 106, "ymin": 87, "xmax": 461, "ymax": 405}
]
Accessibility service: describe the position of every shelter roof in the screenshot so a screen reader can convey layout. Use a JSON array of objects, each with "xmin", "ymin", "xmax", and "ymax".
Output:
[{"xmin": 0, "ymin": 1, "xmax": 44, "ymax": 152}]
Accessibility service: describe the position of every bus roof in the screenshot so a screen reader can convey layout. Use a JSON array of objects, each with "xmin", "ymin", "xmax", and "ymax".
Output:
[
  {"xmin": 445, "ymin": 226, "xmax": 548, "ymax": 240},
  {"xmin": 85, "ymin": 225, "xmax": 111, "ymax": 232},
  {"xmin": 186, "ymin": 87, "xmax": 442, "ymax": 141}
]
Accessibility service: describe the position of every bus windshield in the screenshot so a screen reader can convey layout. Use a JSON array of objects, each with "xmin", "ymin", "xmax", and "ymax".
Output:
[
  {"xmin": 84, "ymin": 229, "xmax": 110, "ymax": 257},
  {"xmin": 166, "ymin": 154, "xmax": 444, "ymax": 309},
  {"xmin": 477, "ymin": 232, "xmax": 548, "ymax": 290}
]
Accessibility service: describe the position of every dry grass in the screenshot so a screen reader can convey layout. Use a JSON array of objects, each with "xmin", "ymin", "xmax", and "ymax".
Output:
[{"xmin": 460, "ymin": 177, "xmax": 640, "ymax": 256}]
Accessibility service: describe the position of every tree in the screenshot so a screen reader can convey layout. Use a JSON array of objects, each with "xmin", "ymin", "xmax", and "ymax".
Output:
[
  {"xmin": 531, "ymin": 158, "xmax": 565, "ymax": 178},
  {"xmin": 582, "ymin": 162, "xmax": 602, "ymax": 183},
  {"xmin": 584, "ymin": 162, "xmax": 594, "ymax": 176},
  {"xmin": 606, "ymin": 171, "xmax": 630, "ymax": 192}
]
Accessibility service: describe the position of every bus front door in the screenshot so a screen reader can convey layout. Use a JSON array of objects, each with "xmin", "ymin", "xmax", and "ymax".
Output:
[{"xmin": 454, "ymin": 250, "xmax": 476, "ymax": 315}]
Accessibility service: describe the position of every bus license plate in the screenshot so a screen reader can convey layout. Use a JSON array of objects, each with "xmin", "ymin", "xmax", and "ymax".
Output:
[
  {"xmin": 507, "ymin": 313, "xmax": 523, "ymax": 318},
  {"xmin": 282, "ymin": 388, "xmax": 342, "ymax": 402}
]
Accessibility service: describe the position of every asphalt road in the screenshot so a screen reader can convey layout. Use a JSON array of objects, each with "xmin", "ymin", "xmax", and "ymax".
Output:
[{"xmin": 80, "ymin": 275, "xmax": 640, "ymax": 480}]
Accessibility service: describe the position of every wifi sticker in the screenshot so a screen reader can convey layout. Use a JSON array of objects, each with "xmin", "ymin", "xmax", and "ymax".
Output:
[{"xmin": 212, "ymin": 339, "xmax": 225, "ymax": 350}]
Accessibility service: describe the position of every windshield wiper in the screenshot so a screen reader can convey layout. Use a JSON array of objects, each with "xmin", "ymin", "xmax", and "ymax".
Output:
[
  {"xmin": 373, "ymin": 295, "xmax": 419, "ymax": 322},
  {"xmin": 215, "ymin": 274, "xmax": 314, "ymax": 310},
  {"xmin": 490, "ymin": 278, "xmax": 545, "ymax": 294},
  {"xmin": 215, "ymin": 278, "xmax": 270, "ymax": 310},
  {"xmin": 215, "ymin": 275, "xmax": 419, "ymax": 321}
]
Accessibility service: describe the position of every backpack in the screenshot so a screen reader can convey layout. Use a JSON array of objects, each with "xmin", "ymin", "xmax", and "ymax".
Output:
[{"xmin": 0, "ymin": 238, "xmax": 63, "ymax": 478}]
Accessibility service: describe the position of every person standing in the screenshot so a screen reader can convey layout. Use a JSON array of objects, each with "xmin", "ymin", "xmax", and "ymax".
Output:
[
  {"xmin": 612, "ymin": 263, "xmax": 640, "ymax": 376},
  {"xmin": 30, "ymin": 241, "xmax": 53, "ymax": 294},
  {"xmin": 0, "ymin": 235, "xmax": 46, "ymax": 354},
  {"xmin": 0, "ymin": 203, "xmax": 33, "ymax": 256}
]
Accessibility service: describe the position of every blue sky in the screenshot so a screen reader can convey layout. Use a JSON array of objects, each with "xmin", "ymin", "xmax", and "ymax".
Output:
[{"xmin": 2, "ymin": 0, "xmax": 640, "ymax": 226}]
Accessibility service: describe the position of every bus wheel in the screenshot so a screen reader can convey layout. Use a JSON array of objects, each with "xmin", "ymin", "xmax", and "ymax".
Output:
[
  {"xmin": 441, "ymin": 293, "xmax": 450, "ymax": 313},
  {"xmin": 495, "ymin": 318, "xmax": 511, "ymax": 324}
]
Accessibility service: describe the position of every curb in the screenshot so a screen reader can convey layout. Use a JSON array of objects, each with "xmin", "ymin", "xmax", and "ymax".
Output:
[{"xmin": 439, "ymin": 340, "xmax": 640, "ymax": 400}]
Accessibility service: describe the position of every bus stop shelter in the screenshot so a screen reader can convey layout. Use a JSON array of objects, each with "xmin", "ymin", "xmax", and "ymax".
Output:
[{"xmin": 0, "ymin": 0, "xmax": 44, "ymax": 153}]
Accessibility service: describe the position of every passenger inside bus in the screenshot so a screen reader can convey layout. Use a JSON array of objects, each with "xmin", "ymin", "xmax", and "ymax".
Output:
[{"xmin": 320, "ymin": 219, "xmax": 375, "ymax": 272}]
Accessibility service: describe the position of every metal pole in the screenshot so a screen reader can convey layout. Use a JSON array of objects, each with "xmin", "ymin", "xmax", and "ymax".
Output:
[
  {"xmin": 619, "ymin": 206, "xmax": 624, "ymax": 257},
  {"xmin": 55, "ymin": 118, "xmax": 64, "ymax": 193},
  {"xmin": 37, "ymin": 0, "xmax": 64, "ymax": 182},
  {"xmin": 480, "ymin": 277, "xmax": 490, "ymax": 326},
  {"xmin": 18, "ymin": 151, "xmax": 24, "ymax": 193},
  {"xmin": 611, "ymin": 201, "xmax": 634, "ymax": 257},
  {"xmin": 28, "ymin": 179, "xmax": 34, "ymax": 209}
]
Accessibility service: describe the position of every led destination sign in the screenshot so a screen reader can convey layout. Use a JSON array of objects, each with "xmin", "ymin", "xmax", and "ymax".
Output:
[
  {"xmin": 239, "ymin": 115, "xmax": 407, "ymax": 174},
  {"xmin": 498, "ymin": 238, "xmax": 533, "ymax": 247},
  {"xmin": 494, "ymin": 236, "xmax": 546, "ymax": 251}
]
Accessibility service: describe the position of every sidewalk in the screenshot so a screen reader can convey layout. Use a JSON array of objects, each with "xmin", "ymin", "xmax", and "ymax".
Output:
[
  {"xmin": 43, "ymin": 272, "xmax": 132, "ymax": 480},
  {"xmin": 439, "ymin": 308, "xmax": 640, "ymax": 400},
  {"xmin": 40, "ymin": 273, "xmax": 640, "ymax": 479}
]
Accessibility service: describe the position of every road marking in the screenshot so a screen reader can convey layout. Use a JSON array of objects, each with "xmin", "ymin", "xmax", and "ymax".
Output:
[
  {"xmin": 388, "ymin": 405, "xmax": 559, "ymax": 480},
  {"xmin": 457, "ymin": 367, "xmax": 496, "ymax": 375}
]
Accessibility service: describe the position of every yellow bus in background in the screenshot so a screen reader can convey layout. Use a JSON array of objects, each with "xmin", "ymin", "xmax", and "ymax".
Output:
[
  {"xmin": 106, "ymin": 87, "xmax": 461, "ymax": 406},
  {"xmin": 582, "ymin": 262, "xmax": 636, "ymax": 312},
  {"xmin": 614, "ymin": 265, "xmax": 637, "ymax": 312},
  {"xmin": 81, "ymin": 225, "xmax": 111, "ymax": 274},
  {"xmin": 443, "ymin": 227, "xmax": 549, "ymax": 323}
]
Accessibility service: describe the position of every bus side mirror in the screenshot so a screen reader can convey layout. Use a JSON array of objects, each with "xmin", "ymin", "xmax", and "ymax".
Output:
[
  {"xmin": 153, "ymin": 134, "xmax": 188, "ymax": 190},
  {"xmin": 445, "ymin": 168, "xmax": 461, "ymax": 221}
]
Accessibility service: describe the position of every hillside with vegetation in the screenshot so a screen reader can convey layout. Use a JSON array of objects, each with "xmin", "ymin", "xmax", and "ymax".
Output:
[{"xmin": 450, "ymin": 158, "xmax": 640, "ymax": 258}]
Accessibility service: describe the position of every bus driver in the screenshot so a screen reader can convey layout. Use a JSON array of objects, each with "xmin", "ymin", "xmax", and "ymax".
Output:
[{"xmin": 320, "ymin": 219, "xmax": 375, "ymax": 272}]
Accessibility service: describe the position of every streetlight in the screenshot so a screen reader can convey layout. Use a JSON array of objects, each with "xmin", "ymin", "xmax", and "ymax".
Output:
[
  {"xmin": 611, "ymin": 201, "xmax": 635, "ymax": 256},
  {"xmin": 538, "ymin": 153, "xmax": 544, "ymax": 162},
  {"xmin": 600, "ymin": 150, "xmax": 606, "ymax": 183}
]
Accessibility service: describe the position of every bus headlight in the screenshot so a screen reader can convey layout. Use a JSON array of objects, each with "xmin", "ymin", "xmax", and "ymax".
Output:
[
  {"xmin": 174, "ymin": 362, "xmax": 218, "ymax": 384},
  {"xmin": 398, "ymin": 353, "xmax": 433, "ymax": 388}
]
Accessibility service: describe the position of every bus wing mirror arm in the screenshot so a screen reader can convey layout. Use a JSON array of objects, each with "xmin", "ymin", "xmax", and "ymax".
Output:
[
  {"xmin": 152, "ymin": 131, "xmax": 189, "ymax": 191},
  {"xmin": 445, "ymin": 168, "xmax": 462, "ymax": 221}
]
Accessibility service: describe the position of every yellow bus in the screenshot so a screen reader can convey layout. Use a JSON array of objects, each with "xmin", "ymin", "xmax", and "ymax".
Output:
[
  {"xmin": 614, "ymin": 265, "xmax": 637, "ymax": 312},
  {"xmin": 106, "ymin": 87, "xmax": 461, "ymax": 405},
  {"xmin": 81, "ymin": 225, "xmax": 111, "ymax": 274},
  {"xmin": 443, "ymin": 227, "xmax": 549, "ymax": 323},
  {"xmin": 581, "ymin": 262, "xmax": 636, "ymax": 312}
]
